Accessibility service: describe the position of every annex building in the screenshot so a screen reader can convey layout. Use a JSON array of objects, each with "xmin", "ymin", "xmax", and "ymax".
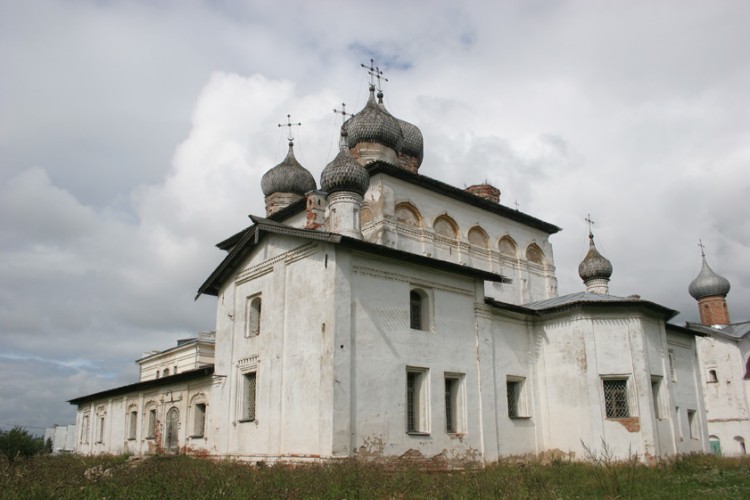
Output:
[{"xmin": 70, "ymin": 72, "xmax": 737, "ymax": 463}]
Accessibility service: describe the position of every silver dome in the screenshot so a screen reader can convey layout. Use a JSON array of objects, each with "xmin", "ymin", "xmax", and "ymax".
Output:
[
  {"xmin": 689, "ymin": 256, "xmax": 730, "ymax": 299},
  {"xmin": 578, "ymin": 233, "xmax": 613, "ymax": 282},
  {"xmin": 261, "ymin": 143, "xmax": 317, "ymax": 197}
]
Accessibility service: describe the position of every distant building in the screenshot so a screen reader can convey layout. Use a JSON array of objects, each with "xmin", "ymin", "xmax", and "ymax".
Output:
[
  {"xmin": 43, "ymin": 424, "xmax": 76, "ymax": 454},
  {"xmin": 69, "ymin": 73, "xmax": 710, "ymax": 463}
]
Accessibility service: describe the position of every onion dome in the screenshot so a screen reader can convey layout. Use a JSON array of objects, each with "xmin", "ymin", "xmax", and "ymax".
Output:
[
  {"xmin": 344, "ymin": 87, "xmax": 403, "ymax": 152},
  {"xmin": 398, "ymin": 118, "xmax": 424, "ymax": 165},
  {"xmin": 578, "ymin": 232, "xmax": 613, "ymax": 282},
  {"xmin": 261, "ymin": 142, "xmax": 317, "ymax": 197},
  {"xmin": 321, "ymin": 136, "xmax": 370, "ymax": 196},
  {"xmin": 689, "ymin": 256, "xmax": 730, "ymax": 299}
]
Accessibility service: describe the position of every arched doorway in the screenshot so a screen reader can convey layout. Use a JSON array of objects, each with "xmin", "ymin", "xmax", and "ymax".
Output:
[
  {"xmin": 165, "ymin": 407, "xmax": 180, "ymax": 454},
  {"xmin": 709, "ymin": 435, "xmax": 721, "ymax": 456}
]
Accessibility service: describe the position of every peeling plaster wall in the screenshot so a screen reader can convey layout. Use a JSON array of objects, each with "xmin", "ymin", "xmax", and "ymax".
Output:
[
  {"xmin": 668, "ymin": 331, "xmax": 707, "ymax": 454},
  {"xmin": 697, "ymin": 334, "xmax": 750, "ymax": 456}
]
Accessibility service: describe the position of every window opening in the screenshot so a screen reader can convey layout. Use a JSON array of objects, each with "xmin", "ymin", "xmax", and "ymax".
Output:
[
  {"xmin": 146, "ymin": 409, "xmax": 156, "ymax": 439},
  {"xmin": 507, "ymin": 377, "xmax": 527, "ymax": 418},
  {"xmin": 707, "ymin": 369, "xmax": 718, "ymax": 383},
  {"xmin": 668, "ymin": 350, "xmax": 677, "ymax": 382},
  {"xmin": 406, "ymin": 368, "xmax": 429, "ymax": 434},
  {"xmin": 445, "ymin": 375, "xmax": 462, "ymax": 433},
  {"xmin": 128, "ymin": 410, "xmax": 137, "ymax": 440},
  {"xmin": 688, "ymin": 409, "xmax": 698, "ymax": 439},
  {"xmin": 651, "ymin": 377, "xmax": 662, "ymax": 419},
  {"xmin": 193, "ymin": 403, "xmax": 206, "ymax": 437},
  {"xmin": 410, "ymin": 291, "xmax": 422, "ymax": 330},
  {"xmin": 603, "ymin": 379, "xmax": 629, "ymax": 418},
  {"xmin": 242, "ymin": 372, "xmax": 257, "ymax": 422},
  {"xmin": 248, "ymin": 296, "xmax": 262, "ymax": 337}
]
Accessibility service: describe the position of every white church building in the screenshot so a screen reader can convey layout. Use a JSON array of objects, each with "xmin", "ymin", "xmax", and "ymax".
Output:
[{"xmin": 70, "ymin": 73, "xmax": 731, "ymax": 463}]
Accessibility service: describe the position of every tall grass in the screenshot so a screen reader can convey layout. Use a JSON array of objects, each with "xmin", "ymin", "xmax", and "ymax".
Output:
[{"xmin": 2, "ymin": 452, "xmax": 749, "ymax": 499}]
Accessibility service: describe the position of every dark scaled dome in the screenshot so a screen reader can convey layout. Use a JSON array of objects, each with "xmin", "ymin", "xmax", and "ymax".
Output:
[
  {"xmin": 320, "ymin": 140, "xmax": 370, "ymax": 196},
  {"xmin": 344, "ymin": 87, "xmax": 404, "ymax": 152},
  {"xmin": 689, "ymin": 256, "xmax": 730, "ymax": 299},
  {"xmin": 578, "ymin": 233, "xmax": 613, "ymax": 282},
  {"xmin": 261, "ymin": 142, "xmax": 317, "ymax": 197},
  {"xmin": 397, "ymin": 118, "xmax": 424, "ymax": 165}
]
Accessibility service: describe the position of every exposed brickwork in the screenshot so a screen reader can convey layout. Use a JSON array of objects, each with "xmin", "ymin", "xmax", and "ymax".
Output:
[
  {"xmin": 265, "ymin": 192, "xmax": 302, "ymax": 216},
  {"xmin": 611, "ymin": 416, "xmax": 640, "ymax": 433},
  {"xmin": 465, "ymin": 183, "xmax": 500, "ymax": 203},
  {"xmin": 305, "ymin": 191, "xmax": 326, "ymax": 230},
  {"xmin": 698, "ymin": 295, "xmax": 730, "ymax": 325}
]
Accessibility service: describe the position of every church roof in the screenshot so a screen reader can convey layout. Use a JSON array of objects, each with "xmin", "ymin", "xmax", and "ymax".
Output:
[
  {"xmin": 486, "ymin": 291, "xmax": 679, "ymax": 320},
  {"xmin": 68, "ymin": 366, "xmax": 214, "ymax": 405},
  {"xmin": 684, "ymin": 320, "xmax": 750, "ymax": 340},
  {"xmin": 197, "ymin": 215, "xmax": 511, "ymax": 298}
]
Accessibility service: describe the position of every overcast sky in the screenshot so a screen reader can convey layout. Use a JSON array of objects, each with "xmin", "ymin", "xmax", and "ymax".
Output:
[{"xmin": 2, "ymin": 0, "xmax": 749, "ymax": 433}]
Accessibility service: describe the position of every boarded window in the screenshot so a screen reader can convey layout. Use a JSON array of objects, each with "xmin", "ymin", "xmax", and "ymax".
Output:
[
  {"xmin": 193, "ymin": 403, "xmax": 206, "ymax": 437},
  {"xmin": 128, "ymin": 410, "xmax": 137, "ymax": 440},
  {"xmin": 603, "ymin": 379, "xmax": 629, "ymax": 418},
  {"xmin": 147, "ymin": 409, "xmax": 156, "ymax": 439}
]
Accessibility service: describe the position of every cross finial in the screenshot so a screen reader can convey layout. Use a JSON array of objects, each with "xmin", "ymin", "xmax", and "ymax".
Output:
[
  {"xmin": 585, "ymin": 213, "xmax": 595, "ymax": 237},
  {"xmin": 514, "ymin": 200, "xmax": 520, "ymax": 211},
  {"xmin": 361, "ymin": 58, "xmax": 388, "ymax": 91},
  {"xmin": 278, "ymin": 114, "xmax": 302, "ymax": 144},
  {"xmin": 333, "ymin": 102, "xmax": 354, "ymax": 124},
  {"xmin": 698, "ymin": 239, "xmax": 706, "ymax": 258}
]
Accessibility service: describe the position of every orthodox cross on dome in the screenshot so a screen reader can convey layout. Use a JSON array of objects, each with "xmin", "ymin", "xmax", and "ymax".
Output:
[
  {"xmin": 278, "ymin": 114, "xmax": 302, "ymax": 143},
  {"xmin": 361, "ymin": 58, "xmax": 388, "ymax": 91},
  {"xmin": 514, "ymin": 200, "xmax": 520, "ymax": 211},
  {"xmin": 698, "ymin": 239, "xmax": 706, "ymax": 257},
  {"xmin": 333, "ymin": 102, "xmax": 354, "ymax": 124},
  {"xmin": 585, "ymin": 213, "xmax": 595, "ymax": 237}
]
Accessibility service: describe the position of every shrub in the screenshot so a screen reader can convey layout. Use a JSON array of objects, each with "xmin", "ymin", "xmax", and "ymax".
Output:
[{"xmin": 0, "ymin": 427, "xmax": 44, "ymax": 461}]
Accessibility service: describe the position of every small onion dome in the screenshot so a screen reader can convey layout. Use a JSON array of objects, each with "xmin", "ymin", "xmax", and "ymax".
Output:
[
  {"xmin": 320, "ymin": 142, "xmax": 370, "ymax": 196},
  {"xmin": 578, "ymin": 233, "xmax": 613, "ymax": 282},
  {"xmin": 261, "ymin": 142, "xmax": 317, "ymax": 197},
  {"xmin": 344, "ymin": 87, "xmax": 403, "ymax": 152},
  {"xmin": 689, "ymin": 256, "xmax": 731, "ymax": 299},
  {"xmin": 398, "ymin": 118, "xmax": 424, "ymax": 166}
]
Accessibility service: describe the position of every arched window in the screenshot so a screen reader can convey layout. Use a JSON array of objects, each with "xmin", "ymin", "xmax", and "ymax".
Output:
[
  {"xmin": 163, "ymin": 368, "xmax": 170, "ymax": 377},
  {"xmin": 735, "ymin": 436, "xmax": 746, "ymax": 455},
  {"xmin": 433, "ymin": 215, "xmax": 458, "ymax": 239},
  {"xmin": 395, "ymin": 202, "xmax": 422, "ymax": 227},
  {"xmin": 498, "ymin": 236, "xmax": 518, "ymax": 258},
  {"xmin": 410, "ymin": 288, "xmax": 430, "ymax": 331},
  {"xmin": 467, "ymin": 226, "xmax": 489, "ymax": 249},
  {"xmin": 707, "ymin": 369, "xmax": 718, "ymax": 383},
  {"xmin": 526, "ymin": 243, "xmax": 544, "ymax": 264},
  {"xmin": 248, "ymin": 296, "xmax": 262, "ymax": 337}
]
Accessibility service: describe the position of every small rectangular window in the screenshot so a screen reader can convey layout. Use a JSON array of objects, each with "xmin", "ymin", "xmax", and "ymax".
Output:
[
  {"xmin": 707, "ymin": 369, "xmax": 718, "ymax": 383},
  {"xmin": 81, "ymin": 415, "xmax": 90, "ymax": 444},
  {"xmin": 603, "ymin": 379, "xmax": 629, "ymax": 419},
  {"xmin": 406, "ymin": 367, "xmax": 429, "ymax": 434},
  {"xmin": 676, "ymin": 406, "xmax": 683, "ymax": 439},
  {"xmin": 651, "ymin": 377, "xmax": 662, "ymax": 419},
  {"xmin": 688, "ymin": 409, "xmax": 698, "ymax": 439},
  {"xmin": 128, "ymin": 410, "xmax": 137, "ymax": 440},
  {"xmin": 146, "ymin": 409, "xmax": 156, "ymax": 439},
  {"xmin": 97, "ymin": 416, "xmax": 105, "ymax": 443},
  {"xmin": 247, "ymin": 295, "xmax": 262, "ymax": 337},
  {"xmin": 242, "ymin": 372, "xmax": 257, "ymax": 422},
  {"xmin": 444, "ymin": 374, "xmax": 464, "ymax": 434},
  {"xmin": 507, "ymin": 377, "xmax": 529, "ymax": 418},
  {"xmin": 193, "ymin": 403, "xmax": 206, "ymax": 437}
]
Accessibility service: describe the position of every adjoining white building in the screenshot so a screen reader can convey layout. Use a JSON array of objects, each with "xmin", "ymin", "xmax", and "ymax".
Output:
[
  {"xmin": 69, "ymin": 76, "xmax": 712, "ymax": 463},
  {"xmin": 687, "ymin": 253, "xmax": 750, "ymax": 456}
]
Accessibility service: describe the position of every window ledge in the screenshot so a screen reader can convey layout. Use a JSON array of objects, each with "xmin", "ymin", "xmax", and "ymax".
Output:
[
  {"xmin": 145, "ymin": 436, "xmax": 155, "ymax": 440},
  {"xmin": 127, "ymin": 438, "xmax": 136, "ymax": 441},
  {"xmin": 190, "ymin": 434, "xmax": 205, "ymax": 439},
  {"xmin": 238, "ymin": 418, "xmax": 256, "ymax": 424},
  {"xmin": 406, "ymin": 431, "xmax": 431, "ymax": 437},
  {"xmin": 509, "ymin": 416, "xmax": 532, "ymax": 420}
]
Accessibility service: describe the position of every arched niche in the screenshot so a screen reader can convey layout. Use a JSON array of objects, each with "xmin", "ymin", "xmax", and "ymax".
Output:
[
  {"xmin": 467, "ymin": 225, "xmax": 489, "ymax": 248},
  {"xmin": 395, "ymin": 202, "xmax": 422, "ymax": 227},
  {"xmin": 498, "ymin": 235, "xmax": 518, "ymax": 258},
  {"xmin": 526, "ymin": 243, "xmax": 544, "ymax": 264},
  {"xmin": 433, "ymin": 214, "xmax": 458, "ymax": 239}
]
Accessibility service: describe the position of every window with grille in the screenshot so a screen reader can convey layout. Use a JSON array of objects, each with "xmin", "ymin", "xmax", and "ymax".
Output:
[
  {"xmin": 506, "ymin": 377, "xmax": 528, "ymax": 418},
  {"xmin": 193, "ymin": 403, "xmax": 206, "ymax": 437},
  {"xmin": 242, "ymin": 372, "xmax": 257, "ymax": 422},
  {"xmin": 603, "ymin": 379, "xmax": 630, "ymax": 418},
  {"xmin": 444, "ymin": 375, "xmax": 463, "ymax": 433},
  {"xmin": 406, "ymin": 368, "xmax": 429, "ymax": 434}
]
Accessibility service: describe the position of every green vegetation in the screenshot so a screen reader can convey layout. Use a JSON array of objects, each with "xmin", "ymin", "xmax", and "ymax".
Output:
[
  {"xmin": 0, "ymin": 427, "xmax": 44, "ymax": 462},
  {"xmin": 2, "ymin": 453, "xmax": 749, "ymax": 499}
]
